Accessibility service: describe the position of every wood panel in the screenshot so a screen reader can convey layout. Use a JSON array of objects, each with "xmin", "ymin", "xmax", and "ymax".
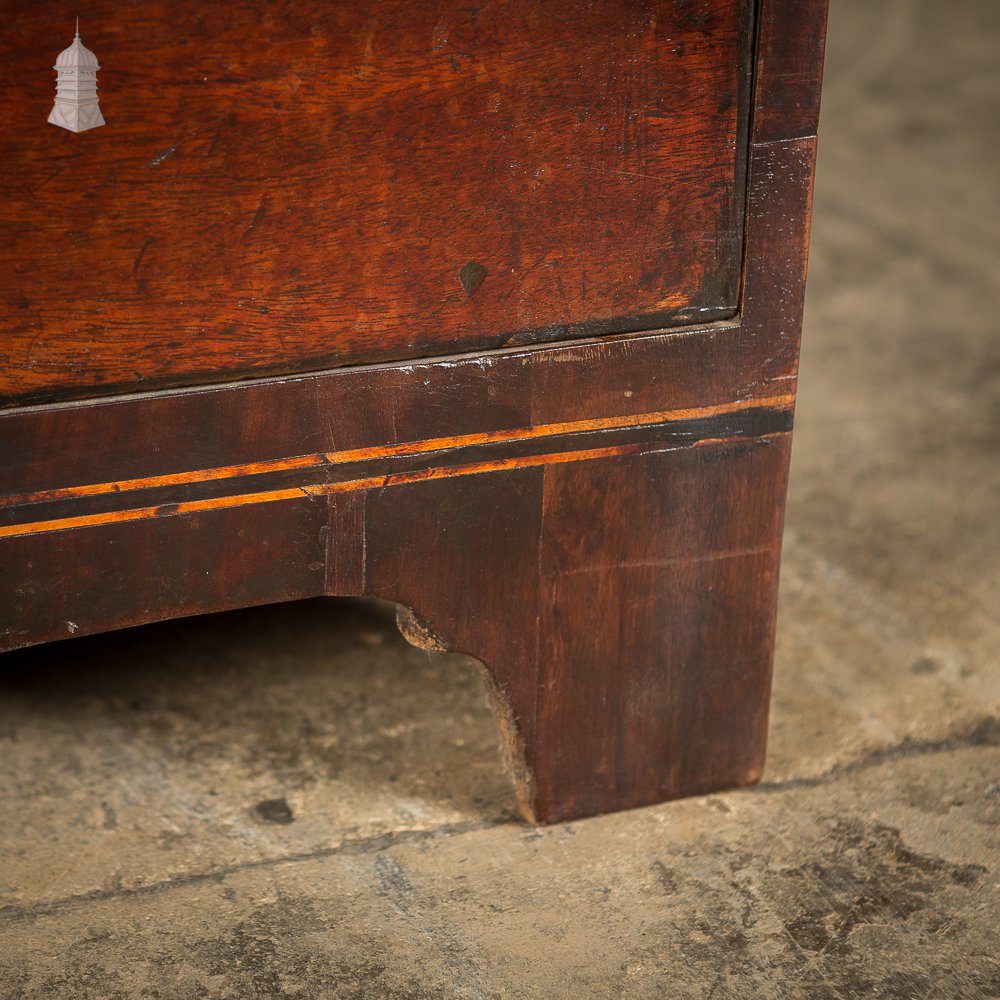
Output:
[
  {"xmin": 533, "ymin": 439, "xmax": 790, "ymax": 820},
  {"xmin": 752, "ymin": 0, "xmax": 829, "ymax": 142},
  {"xmin": 0, "ymin": 0, "xmax": 752, "ymax": 407},
  {"xmin": 1, "ymin": 500, "xmax": 327, "ymax": 652}
]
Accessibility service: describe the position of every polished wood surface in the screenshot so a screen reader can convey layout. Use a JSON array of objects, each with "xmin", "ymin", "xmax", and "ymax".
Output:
[
  {"xmin": 0, "ymin": 0, "xmax": 828, "ymax": 823},
  {"xmin": 1, "ymin": 0, "xmax": 752, "ymax": 407}
]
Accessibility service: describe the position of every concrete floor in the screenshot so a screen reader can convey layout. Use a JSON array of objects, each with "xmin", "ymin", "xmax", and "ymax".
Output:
[{"xmin": 2, "ymin": 1, "xmax": 998, "ymax": 996}]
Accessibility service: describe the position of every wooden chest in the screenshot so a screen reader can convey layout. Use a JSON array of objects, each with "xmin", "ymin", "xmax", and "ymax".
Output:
[{"xmin": 0, "ymin": 0, "xmax": 827, "ymax": 822}]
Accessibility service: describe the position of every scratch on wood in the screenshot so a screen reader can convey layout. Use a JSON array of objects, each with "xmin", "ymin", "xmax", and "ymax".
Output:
[
  {"xmin": 312, "ymin": 380, "xmax": 336, "ymax": 450},
  {"xmin": 559, "ymin": 546, "xmax": 773, "ymax": 576},
  {"xmin": 388, "ymin": 395, "xmax": 398, "ymax": 444},
  {"xmin": 145, "ymin": 143, "xmax": 180, "ymax": 168},
  {"xmin": 133, "ymin": 237, "xmax": 156, "ymax": 274},
  {"xmin": 579, "ymin": 164, "xmax": 672, "ymax": 184},
  {"xmin": 242, "ymin": 195, "xmax": 268, "ymax": 243},
  {"xmin": 359, "ymin": 494, "xmax": 367, "ymax": 592}
]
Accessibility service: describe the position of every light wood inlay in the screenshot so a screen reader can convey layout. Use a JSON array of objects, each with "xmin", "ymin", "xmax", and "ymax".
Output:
[
  {"xmin": 0, "ymin": 431, "xmax": 791, "ymax": 540},
  {"xmin": 2, "ymin": 394, "xmax": 795, "ymax": 508}
]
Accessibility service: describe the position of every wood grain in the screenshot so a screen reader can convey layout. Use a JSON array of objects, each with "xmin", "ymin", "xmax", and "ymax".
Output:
[
  {"xmin": 1, "ymin": 394, "xmax": 794, "ymax": 509},
  {"xmin": 752, "ymin": 0, "xmax": 829, "ymax": 142},
  {"xmin": 0, "ymin": 428, "xmax": 793, "ymax": 823},
  {"xmin": 532, "ymin": 436, "xmax": 790, "ymax": 820},
  {"xmin": 1, "ymin": 0, "xmax": 752, "ymax": 407},
  {"xmin": 0, "ymin": 499, "xmax": 328, "ymax": 652},
  {"xmin": 1, "ymin": 409, "xmax": 793, "ymax": 538},
  {"xmin": 0, "ymin": 0, "xmax": 828, "ymax": 822}
]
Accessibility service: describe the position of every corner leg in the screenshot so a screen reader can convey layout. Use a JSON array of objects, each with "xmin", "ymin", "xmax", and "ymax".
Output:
[{"xmin": 361, "ymin": 432, "xmax": 791, "ymax": 823}]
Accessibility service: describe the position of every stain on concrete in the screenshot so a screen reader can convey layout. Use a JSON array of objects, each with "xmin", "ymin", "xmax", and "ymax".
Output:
[
  {"xmin": 374, "ymin": 856, "xmax": 414, "ymax": 901},
  {"xmin": 652, "ymin": 860, "xmax": 679, "ymax": 894},
  {"xmin": 781, "ymin": 819, "xmax": 986, "ymax": 956},
  {"xmin": 254, "ymin": 798, "xmax": 295, "ymax": 825},
  {"xmin": 188, "ymin": 895, "xmax": 448, "ymax": 1000}
]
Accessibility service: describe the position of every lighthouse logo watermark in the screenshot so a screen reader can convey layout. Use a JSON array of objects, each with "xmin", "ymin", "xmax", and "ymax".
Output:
[{"xmin": 48, "ymin": 19, "xmax": 105, "ymax": 133}]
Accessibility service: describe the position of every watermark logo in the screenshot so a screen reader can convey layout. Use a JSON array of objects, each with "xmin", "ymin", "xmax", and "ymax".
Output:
[{"xmin": 49, "ymin": 18, "xmax": 105, "ymax": 133}]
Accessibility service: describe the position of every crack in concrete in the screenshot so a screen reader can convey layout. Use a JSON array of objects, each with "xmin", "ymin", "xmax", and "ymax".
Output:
[
  {"xmin": 0, "ymin": 818, "xmax": 507, "ymax": 924},
  {"xmin": 754, "ymin": 716, "xmax": 999, "ymax": 793},
  {"xmin": 2, "ymin": 718, "xmax": 995, "ymax": 925}
]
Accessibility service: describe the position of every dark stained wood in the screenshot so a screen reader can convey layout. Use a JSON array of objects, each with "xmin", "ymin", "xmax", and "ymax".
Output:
[
  {"xmin": 533, "ymin": 437, "xmax": 791, "ymax": 820},
  {"xmin": 364, "ymin": 468, "xmax": 546, "ymax": 818},
  {"xmin": 752, "ymin": 0, "xmax": 829, "ymax": 143},
  {"xmin": 738, "ymin": 136, "xmax": 819, "ymax": 388},
  {"xmin": 0, "ymin": 0, "xmax": 753, "ymax": 407},
  {"xmin": 0, "ymin": 400, "xmax": 793, "ymax": 538},
  {"xmin": 1, "ymin": 338, "xmax": 795, "ymax": 501},
  {"xmin": 326, "ymin": 493, "xmax": 367, "ymax": 597},
  {"xmin": 1, "ymin": 501, "xmax": 327, "ymax": 652},
  {"xmin": 0, "ymin": 419, "xmax": 792, "ymax": 823},
  {"xmin": 0, "ymin": 0, "xmax": 828, "ymax": 822}
]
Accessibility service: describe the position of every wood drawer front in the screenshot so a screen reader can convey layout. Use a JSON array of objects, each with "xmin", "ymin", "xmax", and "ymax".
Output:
[{"xmin": 1, "ymin": 0, "xmax": 752, "ymax": 407}]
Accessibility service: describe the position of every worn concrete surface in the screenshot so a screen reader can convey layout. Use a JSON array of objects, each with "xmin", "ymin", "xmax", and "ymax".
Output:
[{"xmin": 1, "ymin": 1, "xmax": 998, "ymax": 996}]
